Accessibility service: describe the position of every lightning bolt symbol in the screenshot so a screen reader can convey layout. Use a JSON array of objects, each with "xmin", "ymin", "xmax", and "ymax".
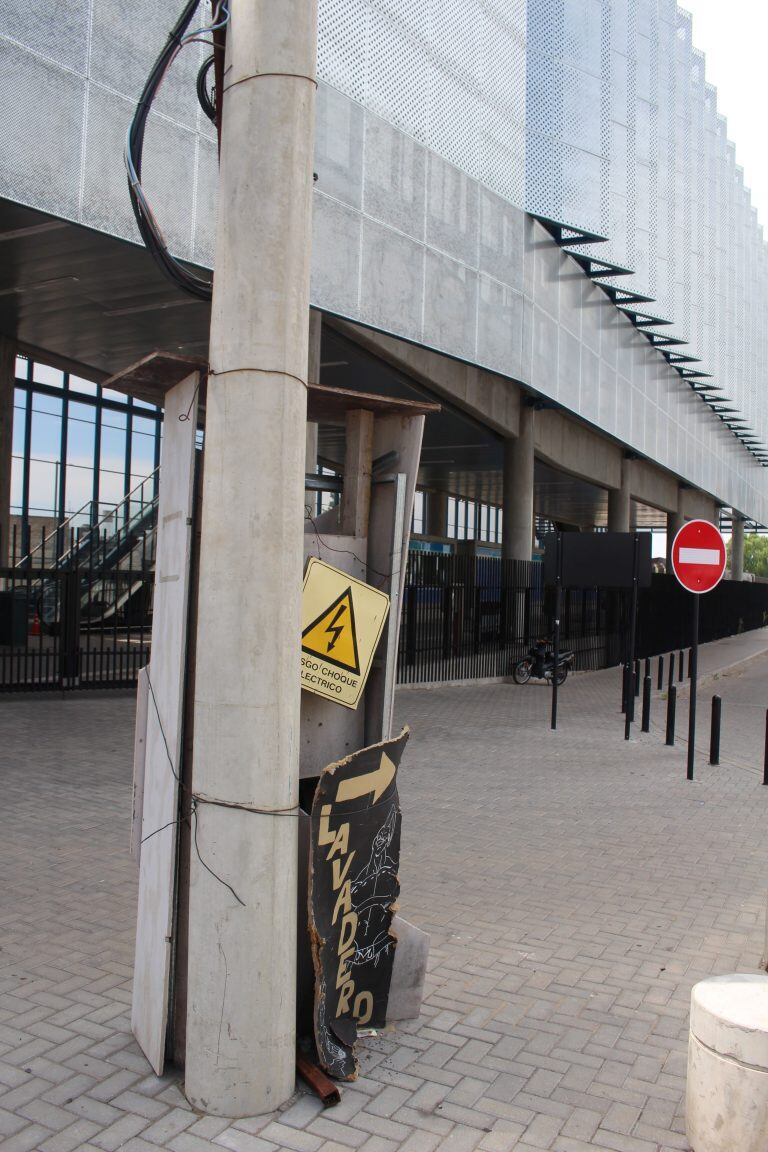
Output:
[{"xmin": 324, "ymin": 603, "xmax": 346, "ymax": 652}]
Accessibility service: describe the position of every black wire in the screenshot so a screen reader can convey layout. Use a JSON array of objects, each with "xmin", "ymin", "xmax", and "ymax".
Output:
[
  {"xmin": 192, "ymin": 800, "xmax": 245, "ymax": 906},
  {"xmin": 127, "ymin": 1, "xmax": 214, "ymax": 300},
  {"xmin": 197, "ymin": 55, "xmax": 216, "ymax": 123}
]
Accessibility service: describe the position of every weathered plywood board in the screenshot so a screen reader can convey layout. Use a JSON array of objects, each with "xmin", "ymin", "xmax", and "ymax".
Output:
[
  {"xmin": 131, "ymin": 372, "xmax": 199, "ymax": 1075},
  {"xmin": 131, "ymin": 666, "xmax": 149, "ymax": 864}
]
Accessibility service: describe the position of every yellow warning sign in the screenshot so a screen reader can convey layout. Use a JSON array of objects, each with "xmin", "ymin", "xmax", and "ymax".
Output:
[{"xmin": 301, "ymin": 557, "xmax": 389, "ymax": 710}]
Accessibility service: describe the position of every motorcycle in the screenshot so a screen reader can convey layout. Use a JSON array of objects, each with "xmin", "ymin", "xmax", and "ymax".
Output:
[{"xmin": 511, "ymin": 639, "xmax": 574, "ymax": 686}]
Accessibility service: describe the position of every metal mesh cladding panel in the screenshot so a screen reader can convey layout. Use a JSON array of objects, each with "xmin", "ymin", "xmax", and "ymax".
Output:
[{"xmin": 2, "ymin": 1, "xmax": 768, "ymax": 489}]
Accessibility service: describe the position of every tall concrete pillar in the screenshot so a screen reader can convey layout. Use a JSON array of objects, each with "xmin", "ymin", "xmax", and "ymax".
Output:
[
  {"xmin": 502, "ymin": 404, "xmax": 534, "ymax": 561},
  {"xmin": 607, "ymin": 461, "xmax": 631, "ymax": 532},
  {"xmin": 186, "ymin": 0, "xmax": 317, "ymax": 1117},
  {"xmin": 731, "ymin": 514, "xmax": 745, "ymax": 581},
  {"xmin": 666, "ymin": 509, "xmax": 684, "ymax": 571},
  {"xmin": 426, "ymin": 490, "xmax": 448, "ymax": 537},
  {"xmin": 0, "ymin": 339, "xmax": 13, "ymax": 566}
]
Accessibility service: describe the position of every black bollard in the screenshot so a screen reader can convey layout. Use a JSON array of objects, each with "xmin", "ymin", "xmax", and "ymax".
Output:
[
  {"xmin": 634, "ymin": 659, "xmax": 640, "ymax": 697},
  {"xmin": 621, "ymin": 662, "xmax": 629, "ymax": 713},
  {"xmin": 678, "ymin": 650, "xmax": 684, "ymax": 682},
  {"xmin": 644, "ymin": 657, "xmax": 651, "ymax": 682},
  {"xmin": 642, "ymin": 675, "xmax": 651, "ymax": 733},
  {"xmin": 666, "ymin": 685, "xmax": 677, "ymax": 746},
  {"xmin": 709, "ymin": 695, "xmax": 721, "ymax": 766},
  {"xmin": 687, "ymin": 648, "xmax": 693, "ymax": 679},
  {"xmin": 668, "ymin": 651, "xmax": 675, "ymax": 689},
  {"xmin": 657, "ymin": 654, "xmax": 664, "ymax": 691}
]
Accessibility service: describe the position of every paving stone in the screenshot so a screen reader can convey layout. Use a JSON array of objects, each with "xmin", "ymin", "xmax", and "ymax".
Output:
[{"xmin": 1, "ymin": 636, "xmax": 768, "ymax": 1152}]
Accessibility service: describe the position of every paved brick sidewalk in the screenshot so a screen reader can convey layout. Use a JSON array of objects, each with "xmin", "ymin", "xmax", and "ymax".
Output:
[{"xmin": 1, "ymin": 631, "xmax": 768, "ymax": 1151}]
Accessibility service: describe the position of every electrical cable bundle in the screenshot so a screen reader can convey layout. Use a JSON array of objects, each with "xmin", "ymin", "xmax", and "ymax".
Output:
[{"xmin": 124, "ymin": 1, "xmax": 229, "ymax": 299}]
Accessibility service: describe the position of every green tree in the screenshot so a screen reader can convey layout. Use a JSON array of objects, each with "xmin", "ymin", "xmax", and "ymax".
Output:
[{"xmin": 727, "ymin": 534, "xmax": 768, "ymax": 577}]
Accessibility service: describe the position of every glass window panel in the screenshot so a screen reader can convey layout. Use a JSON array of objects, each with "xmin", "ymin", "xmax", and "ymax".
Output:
[
  {"xmin": 100, "ymin": 424, "xmax": 127, "ymax": 509},
  {"xmin": 13, "ymin": 390, "xmax": 27, "ymax": 454},
  {"xmin": 101, "ymin": 388, "xmax": 129, "ymax": 403},
  {"xmin": 412, "ymin": 491, "xmax": 424, "ymax": 534},
  {"xmin": 101, "ymin": 408, "xmax": 127, "ymax": 431},
  {"xmin": 11, "ymin": 456, "xmax": 23, "ymax": 514},
  {"xmin": 32, "ymin": 392, "xmax": 63, "ymax": 417},
  {"xmin": 99, "ymin": 466, "xmax": 125, "ymax": 510},
  {"xmin": 69, "ymin": 374, "xmax": 98, "ymax": 395},
  {"xmin": 67, "ymin": 409, "xmax": 95, "ymax": 459},
  {"xmin": 133, "ymin": 415, "xmax": 156, "ymax": 438},
  {"xmin": 447, "ymin": 496, "xmax": 456, "ymax": 538},
  {"xmin": 467, "ymin": 502, "xmax": 475, "ymax": 539},
  {"xmin": 131, "ymin": 429, "xmax": 156, "ymax": 475},
  {"xmin": 480, "ymin": 504, "xmax": 488, "ymax": 541},
  {"xmin": 133, "ymin": 398, "xmax": 157, "ymax": 410},
  {"xmin": 68, "ymin": 400, "xmax": 96, "ymax": 428},
  {"xmin": 497, "ymin": 509, "xmax": 503, "ymax": 543},
  {"xmin": 14, "ymin": 356, "xmax": 29, "ymax": 380},
  {"xmin": 65, "ymin": 463, "xmax": 94, "ymax": 517},
  {"xmin": 33, "ymin": 362, "xmax": 63, "ymax": 388},
  {"xmin": 28, "ymin": 458, "xmax": 58, "ymax": 516},
  {"xmin": 30, "ymin": 408, "xmax": 61, "ymax": 462}
]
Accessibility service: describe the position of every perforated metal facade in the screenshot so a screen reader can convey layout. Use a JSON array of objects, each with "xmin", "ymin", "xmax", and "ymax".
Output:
[{"xmin": 1, "ymin": 2, "xmax": 767, "ymax": 523}]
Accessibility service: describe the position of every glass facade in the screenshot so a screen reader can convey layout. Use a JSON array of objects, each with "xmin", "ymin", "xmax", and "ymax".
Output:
[{"xmin": 11, "ymin": 355, "xmax": 162, "ymax": 557}]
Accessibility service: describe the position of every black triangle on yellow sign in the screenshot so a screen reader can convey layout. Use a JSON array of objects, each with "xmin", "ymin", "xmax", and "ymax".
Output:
[{"xmin": 301, "ymin": 587, "xmax": 361, "ymax": 675}]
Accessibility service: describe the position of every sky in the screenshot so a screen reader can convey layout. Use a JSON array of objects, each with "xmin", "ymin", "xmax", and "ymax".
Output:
[{"xmin": 684, "ymin": 1, "xmax": 768, "ymax": 226}]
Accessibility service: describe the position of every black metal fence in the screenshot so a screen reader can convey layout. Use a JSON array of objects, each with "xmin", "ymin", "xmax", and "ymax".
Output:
[
  {"xmin": 0, "ymin": 564, "xmax": 153, "ymax": 692},
  {"xmin": 636, "ymin": 573, "xmax": 768, "ymax": 657},
  {"xmin": 397, "ymin": 554, "xmax": 768, "ymax": 686},
  {"xmin": 397, "ymin": 553, "xmax": 627, "ymax": 684},
  {"xmin": 0, "ymin": 510, "xmax": 155, "ymax": 692}
]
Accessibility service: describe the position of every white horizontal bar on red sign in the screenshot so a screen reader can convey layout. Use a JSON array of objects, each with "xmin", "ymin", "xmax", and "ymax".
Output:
[{"xmin": 679, "ymin": 547, "xmax": 721, "ymax": 565}]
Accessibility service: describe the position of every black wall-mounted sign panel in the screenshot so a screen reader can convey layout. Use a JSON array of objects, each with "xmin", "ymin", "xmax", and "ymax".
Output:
[{"xmin": 543, "ymin": 532, "xmax": 652, "ymax": 589}]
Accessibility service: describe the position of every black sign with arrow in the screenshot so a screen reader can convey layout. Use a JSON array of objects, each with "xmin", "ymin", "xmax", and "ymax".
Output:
[{"xmin": 309, "ymin": 728, "xmax": 408, "ymax": 1080}]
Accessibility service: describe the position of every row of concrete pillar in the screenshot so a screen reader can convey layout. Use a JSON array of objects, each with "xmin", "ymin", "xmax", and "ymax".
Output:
[{"xmin": 418, "ymin": 401, "xmax": 748, "ymax": 578}]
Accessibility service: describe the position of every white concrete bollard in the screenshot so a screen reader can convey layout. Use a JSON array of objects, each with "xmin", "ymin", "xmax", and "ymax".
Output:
[{"xmin": 687, "ymin": 973, "xmax": 768, "ymax": 1152}]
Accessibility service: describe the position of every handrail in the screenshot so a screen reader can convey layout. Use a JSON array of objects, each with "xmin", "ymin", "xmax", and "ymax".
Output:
[{"xmin": 15, "ymin": 466, "xmax": 160, "ymax": 569}]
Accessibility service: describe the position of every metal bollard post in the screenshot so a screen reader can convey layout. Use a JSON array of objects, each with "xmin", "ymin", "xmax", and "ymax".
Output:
[
  {"xmin": 657, "ymin": 654, "xmax": 664, "ymax": 691},
  {"xmin": 687, "ymin": 648, "xmax": 693, "ymax": 679},
  {"xmin": 764, "ymin": 711, "xmax": 768, "ymax": 786},
  {"xmin": 678, "ymin": 649, "xmax": 684, "ymax": 682},
  {"xmin": 642, "ymin": 675, "xmax": 651, "ymax": 733},
  {"xmin": 634, "ymin": 659, "xmax": 640, "ymax": 697},
  {"xmin": 668, "ymin": 651, "xmax": 675, "ymax": 689},
  {"xmin": 709, "ymin": 695, "xmax": 721, "ymax": 766},
  {"xmin": 644, "ymin": 656, "xmax": 651, "ymax": 682},
  {"xmin": 621, "ymin": 662, "xmax": 628, "ymax": 713},
  {"xmin": 666, "ymin": 684, "xmax": 677, "ymax": 746}
]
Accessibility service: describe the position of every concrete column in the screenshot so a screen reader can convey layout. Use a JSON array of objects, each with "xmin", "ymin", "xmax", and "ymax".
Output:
[
  {"xmin": 0, "ymin": 339, "xmax": 13, "ymax": 566},
  {"xmin": 426, "ymin": 490, "xmax": 448, "ymax": 537},
  {"xmin": 607, "ymin": 461, "xmax": 631, "ymax": 533},
  {"xmin": 731, "ymin": 514, "xmax": 745, "ymax": 581},
  {"xmin": 340, "ymin": 409, "xmax": 373, "ymax": 537},
  {"xmin": 502, "ymin": 404, "xmax": 534, "ymax": 561},
  {"xmin": 666, "ymin": 509, "xmax": 684, "ymax": 571},
  {"xmin": 186, "ymin": 0, "xmax": 317, "ymax": 1118}
]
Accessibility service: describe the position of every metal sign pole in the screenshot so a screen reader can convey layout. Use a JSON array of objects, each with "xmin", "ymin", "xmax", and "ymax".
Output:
[
  {"xmin": 551, "ymin": 531, "xmax": 562, "ymax": 731},
  {"xmin": 687, "ymin": 593, "xmax": 699, "ymax": 781},
  {"xmin": 624, "ymin": 532, "xmax": 639, "ymax": 741}
]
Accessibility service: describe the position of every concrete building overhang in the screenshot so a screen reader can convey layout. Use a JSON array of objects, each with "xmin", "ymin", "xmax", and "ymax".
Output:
[
  {"xmin": 0, "ymin": 198, "xmax": 679, "ymax": 532},
  {"xmin": 0, "ymin": 199, "xmax": 211, "ymax": 381}
]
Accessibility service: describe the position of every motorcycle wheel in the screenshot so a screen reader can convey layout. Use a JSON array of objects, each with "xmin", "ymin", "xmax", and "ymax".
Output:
[
  {"xmin": 553, "ymin": 664, "xmax": 568, "ymax": 686},
  {"xmin": 512, "ymin": 658, "xmax": 533, "ymax": 685}
]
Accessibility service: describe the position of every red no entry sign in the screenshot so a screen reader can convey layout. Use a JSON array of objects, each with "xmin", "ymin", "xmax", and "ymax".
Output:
[{"xmin": 671, "ymin": 519, "xmax": 727, "ymax": 594}]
